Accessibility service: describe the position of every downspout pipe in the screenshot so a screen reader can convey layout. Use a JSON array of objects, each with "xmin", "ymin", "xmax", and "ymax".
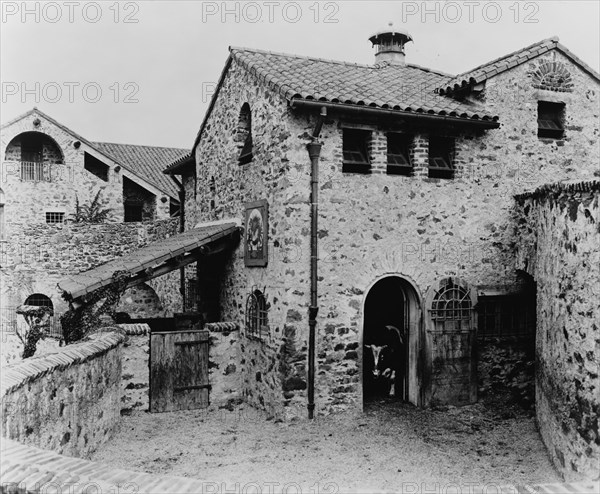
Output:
[
  {"xmin": 307, "ymin": 107, "xmax": 327, "ymax": 419},
  {"xmin": 169, "ymin": 174, "xmax": 186, "ymax": 309}
]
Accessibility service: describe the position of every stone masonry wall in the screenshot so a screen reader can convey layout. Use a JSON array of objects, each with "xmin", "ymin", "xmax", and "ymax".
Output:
[
  {"xmin": 189, "ymin": 49, "xmax": 599, "ymax": 417},
  {"xmin": 0, "ymin": 218, "xmax": 179, "ymax": 315},
  {"xmin": 514, "ymin": 181, "xmax": 599, "ymax": 481},
  {"xmin": 0, "ymin": 331, "xmax": 124, "ymax": 459},
  {"xmin": 191, "ymin": 60, "xmax": 311, "ymax": 419}
]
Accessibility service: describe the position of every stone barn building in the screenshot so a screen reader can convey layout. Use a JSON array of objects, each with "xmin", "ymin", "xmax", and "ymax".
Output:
[
  {"xmin": 0, "ymin": 108, "xmax": 188, "ymax": 328},
  {"xmin": 163, "ymin": 31, "xmax": 598, "ymax": 418}
]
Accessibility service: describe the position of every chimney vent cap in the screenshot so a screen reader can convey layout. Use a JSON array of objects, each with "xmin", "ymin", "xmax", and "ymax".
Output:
[{"xmin": 369, "ymin": 22, "xmax": 413, "ymax": 44}]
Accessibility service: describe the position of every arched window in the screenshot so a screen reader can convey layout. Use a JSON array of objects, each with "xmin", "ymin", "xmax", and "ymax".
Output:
[
  {"xmin": 245, "ymin": 288, "xmax": 268, "ymax": 339},
  {"xmin": 24, "ymin": 293, "xmax": 54, "ymax": 314},
  {"xmin": 5, "ymin": 131, "xmax": 64, "ymax": 182},
  {"xmin": 237, "ymin": 103, "xmax": 253, "ymax": 165},
  {"xmin": 430, "ymin": 278, "xmax": 472, "ymax": 331}
]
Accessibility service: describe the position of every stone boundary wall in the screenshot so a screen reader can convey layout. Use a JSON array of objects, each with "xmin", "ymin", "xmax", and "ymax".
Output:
[
  {"xmin": 514, "ymin": 180, "xmax": 600, "ymax": 481},
  {"xmin": 0, "ymin": 217, "xmax": 179, "ymax": 314},
  {"xmin": 1, "ymin": 332, "xmax": 124, "ymax": 459}
]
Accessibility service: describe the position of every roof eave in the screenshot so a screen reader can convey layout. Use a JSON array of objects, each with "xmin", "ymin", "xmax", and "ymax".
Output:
[
  {"xmin": 289, "ymin": 99, "xmax": 500, "ymax": 129},
  {"xmin": 163, "ymin": 154, "xmax": 194, "ymax": 175}
]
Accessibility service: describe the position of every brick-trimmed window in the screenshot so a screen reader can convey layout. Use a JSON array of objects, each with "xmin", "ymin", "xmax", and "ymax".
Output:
[
  {"xmin": 428, "ymin": 136, "xmax": 455, "ymax": 179},
  {"xmin": 45, "ymin": 212, "xmax": 64, "ymax": 224},
  {"xmin": 387, "ymin": 133, "xmax": 412, "ymax": 176},
  {"xmin": 537, "ymin": 101, "xmax": 565, "ymax": 139},
  {"xmin": 342, "ymin": 129, "xmax": 371, "ymax": 174}
]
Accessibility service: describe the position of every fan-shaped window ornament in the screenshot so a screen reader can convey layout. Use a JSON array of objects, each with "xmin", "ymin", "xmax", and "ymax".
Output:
[
  {"xmin": 529, "ymin": 59, "xmax": 574, "ymax": 92},
  {"xmin": 429, "ymin": 278, "xmax": 473, "ymax": 332}
]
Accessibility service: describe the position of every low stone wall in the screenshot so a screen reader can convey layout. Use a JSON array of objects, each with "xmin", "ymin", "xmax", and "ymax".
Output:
[
  {"xmin": 1, "ymin": 331, "xmax": 124, "ymax": 459},
  {"xmin": 514, "ymin": 181, "xmax": 600, "ymax": 481},
  {"xmin": 477, "ymin": 337, "xmax": 535, "ymax": 411},
  {"xmin": 207, "ymin": 322, "xmax": 242, "ymax": 408}
]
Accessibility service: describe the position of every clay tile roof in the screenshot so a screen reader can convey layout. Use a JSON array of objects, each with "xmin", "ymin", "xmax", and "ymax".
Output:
[
  {"xmin": 93, "ymin": 142, "xmax": 189, "ymax": 199},
  {"xmin": 439, "ymin": 37, "xmax": 560, "ymax": 94},
  {"xmin": 57, "ymin": 222, "xmax": 240, "ymax": 301},
  {"xmin": 439, "ymin": 36, "xmax": 600, "ymax": 95},
  {"xmin": 229, "ymin": 47, "xmax": 497, "ymax": 122}
]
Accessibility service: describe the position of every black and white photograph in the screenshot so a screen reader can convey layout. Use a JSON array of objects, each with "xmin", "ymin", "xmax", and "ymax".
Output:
[{"xmin": 0, "ymin": 1, "xmax": 599, "ymax": 492}]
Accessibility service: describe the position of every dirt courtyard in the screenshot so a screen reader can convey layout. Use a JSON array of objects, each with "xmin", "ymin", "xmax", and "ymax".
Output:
[{"xmin": 91, "ymin": 397, "xmax": 560, "ymax": 492}]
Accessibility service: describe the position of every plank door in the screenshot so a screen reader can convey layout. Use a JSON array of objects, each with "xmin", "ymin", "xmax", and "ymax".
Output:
[{"xmin": 149, "ymin": 329, "xmax": 210, "ymax": 413}]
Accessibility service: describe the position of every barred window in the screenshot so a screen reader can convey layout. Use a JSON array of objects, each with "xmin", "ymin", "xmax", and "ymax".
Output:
[
  {"xmin": 184, "ymin": 278, "xmax": 198, "ymax": 312},
  {"xmin": 430, "ymin": 279, "xmax": 472, "ymax": 331},
  {"xmin": 21, "ymin": 161, "xmax": 51, "ymax": 182},
  {"xmin": 477, "ymin": 294, "xmax": 535, "ymax": 339},
  {"xmin": 45, "ymin": 212, "xmax": 64, "ymax": 224},
  {"xmin": 24, "ymin": 293, "xmax": 54, "ymax": 311},
  {"xmin": 245, "ymin": 289, "xmax": 269, "ymax": 340}
]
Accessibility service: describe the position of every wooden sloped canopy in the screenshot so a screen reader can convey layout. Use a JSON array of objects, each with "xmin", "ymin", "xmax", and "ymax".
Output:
[{"xmin": 58, "ymin": 222, "xmax": 240, "ymax": 304}]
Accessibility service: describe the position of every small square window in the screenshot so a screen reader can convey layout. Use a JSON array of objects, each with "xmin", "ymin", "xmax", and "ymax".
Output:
[
  {"xmin": 538, "ymin": 101, "xmax": 565, "ymax": 139},
  {"xmin": 428, "ymin": 137, "xmax": 455, "ymax": 179},
  {"xmin": 342, "ymin": 129, "xmax": 371, "ymax": 174},
  {"xmin": 45, "ymin": 212, "xmax": 64, "ymax": 224},
  {"xmin": 387, "ymin": 133, "xmax": 413, "ymax": 176}
]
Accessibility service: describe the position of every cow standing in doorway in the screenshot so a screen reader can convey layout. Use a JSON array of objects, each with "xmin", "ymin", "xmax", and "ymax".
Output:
[{"xmin": 365, "ymin": 325, "xmax": 406, "ymax": 398}]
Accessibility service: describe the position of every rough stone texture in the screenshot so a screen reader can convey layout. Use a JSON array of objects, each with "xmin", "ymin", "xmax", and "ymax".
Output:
[
  {"xmin": 185, "ymin": 48, "xmax": 599, "ymax": 417},
  {"xmin": 0, "ymin": 331, "xmax": 124, "ymax": 459},
  {"xmin": 1, "ymin": 218, "xmax": 179, "ymax": 315},
  {"xmin": 117, "ymin": 282, "xmax": 165, "ymax": 318},
  {"xmin": 514, "ymin": 181, "xmax": 600, "ymax": 481},
  {"xmin": 208, "ymin": 325, "xmax": 242, "ymax": 407}
]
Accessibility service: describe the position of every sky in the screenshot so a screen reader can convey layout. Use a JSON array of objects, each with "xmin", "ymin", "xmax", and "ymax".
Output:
[{"xmin": 1, "ymin": 0, "xmax": 599, "ymax": 149}]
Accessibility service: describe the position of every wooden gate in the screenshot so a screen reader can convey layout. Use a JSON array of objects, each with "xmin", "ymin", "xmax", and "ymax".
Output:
[
  {"xmin": 426, "ymin": 278, "xmax": 477, "ymax": 406},
  {"xmin": 149, "ymin": 326, "xmax": 210, "ymax": 413}
]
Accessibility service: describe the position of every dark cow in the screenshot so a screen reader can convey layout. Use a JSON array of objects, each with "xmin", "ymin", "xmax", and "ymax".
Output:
[{"xmin": 365, "ymin": 325, "xmax": 406, "ymax": 398}]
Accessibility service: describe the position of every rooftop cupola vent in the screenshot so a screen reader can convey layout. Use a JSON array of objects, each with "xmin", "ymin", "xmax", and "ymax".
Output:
[{"xmin": 369, "ymin": 22, "xmax": 413, "ymax": 66}]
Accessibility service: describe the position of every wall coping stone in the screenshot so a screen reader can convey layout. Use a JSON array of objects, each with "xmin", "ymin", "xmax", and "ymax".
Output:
[
  {"xmin": 117, "ymin": 323, "xmax": 150, "ymax": 335},
  {"xmin": 0, "ymin": 439, "xmax": 211, "ymax": 493},
  {"xmin": 205, "ymin": 321, "xmax": 240, "ymax": 333},
  {"xmin": 0, "ymin": 332, "xmax": 125, "ymax": 398},
  {"xmin": 515, "ymin": 180, "xmax": 600, "ymax": 202}
]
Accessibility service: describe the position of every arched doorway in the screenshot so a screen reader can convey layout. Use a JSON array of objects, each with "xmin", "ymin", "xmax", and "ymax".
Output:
[{"xmin": 362, "ymin": 275, "xmax": 423, "ymax": 407}]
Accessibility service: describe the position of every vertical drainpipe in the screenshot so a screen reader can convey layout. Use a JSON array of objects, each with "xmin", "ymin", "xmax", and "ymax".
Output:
[
  {"xmin": 169, "ymin": 173, "xmax": 186, "ymax": 308},
  {"xmin": 307, "ymin": 107, "xmax": 326, "ymax": 419}
]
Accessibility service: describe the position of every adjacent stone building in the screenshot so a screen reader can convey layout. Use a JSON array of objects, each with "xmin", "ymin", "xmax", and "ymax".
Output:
[{"xmin": 0, "ymin": 108, "xmax": 188, "ymax": 325}]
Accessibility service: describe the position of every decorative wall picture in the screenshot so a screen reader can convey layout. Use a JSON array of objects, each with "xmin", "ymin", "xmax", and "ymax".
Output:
[{"xmin": 244, "ymin": 199, "xmax": 268, "ymax": 267}]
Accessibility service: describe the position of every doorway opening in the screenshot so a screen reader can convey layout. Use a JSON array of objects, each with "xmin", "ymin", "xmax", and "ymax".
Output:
[{"xmin": 362, "ymin": 275, "xmax": 423, "ymax": 406}]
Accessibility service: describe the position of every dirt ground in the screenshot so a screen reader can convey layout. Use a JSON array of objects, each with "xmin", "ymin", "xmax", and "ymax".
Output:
[{"xmin": 92, "ymin": 396, "xmax": 560, "ymax": 492}]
